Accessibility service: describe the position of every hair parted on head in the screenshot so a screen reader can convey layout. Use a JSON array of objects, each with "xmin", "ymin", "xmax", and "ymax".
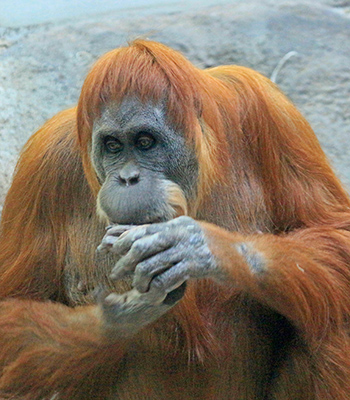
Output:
[
  {"xmin": 77, "ymin": 39, "xmax": 350, "ymax": 230},
  {"xmin": 77, "ymin": 40, "xmax": 231, "ymax": 198}
]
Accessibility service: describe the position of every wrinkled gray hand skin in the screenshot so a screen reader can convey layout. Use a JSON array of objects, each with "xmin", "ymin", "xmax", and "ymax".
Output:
[{"xmin": 98, "ymin": 216, "xmax": 217, "ymax": 336}]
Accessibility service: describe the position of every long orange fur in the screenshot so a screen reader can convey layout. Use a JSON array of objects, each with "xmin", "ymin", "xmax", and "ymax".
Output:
[{"xmin": 0, "ymin": 40, "xmax": 349, "ymax": 399}]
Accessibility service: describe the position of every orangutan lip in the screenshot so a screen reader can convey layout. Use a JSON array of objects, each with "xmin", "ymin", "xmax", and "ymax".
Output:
[{"xmin": 108, "ymin": 217, "xmax": 165, "ymax": 226}]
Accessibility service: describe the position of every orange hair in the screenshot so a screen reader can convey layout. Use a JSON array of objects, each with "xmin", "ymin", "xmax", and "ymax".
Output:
[{"xmin": 77, "ymin": 40, "xmax": 350, "ymax": 231}]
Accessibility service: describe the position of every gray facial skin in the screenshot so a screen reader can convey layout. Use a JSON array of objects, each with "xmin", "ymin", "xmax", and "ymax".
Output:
[{"xmin": 91, "ymin": 98, "xmax": 198, "ymax": 225}]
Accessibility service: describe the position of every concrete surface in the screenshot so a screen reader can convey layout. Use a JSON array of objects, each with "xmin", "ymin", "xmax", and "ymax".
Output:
[{"xmin": 0, "ymin": 0, "xmax": 349, "ymax": 214}]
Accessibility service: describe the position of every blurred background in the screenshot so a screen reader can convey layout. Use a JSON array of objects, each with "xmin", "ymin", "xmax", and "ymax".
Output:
[{"xmin": 0, "ymin": 0, "xmax": 349, "ymax": 214}]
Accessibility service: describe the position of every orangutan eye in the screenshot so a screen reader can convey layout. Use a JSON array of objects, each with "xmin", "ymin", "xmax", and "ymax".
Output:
[
  {"xmin": 104, "ymin": 136, "xmax": 123, "ymax": 153},
  {"xmin": 135, "ymin": 134, "xmax": 156, "ymax": 150}
]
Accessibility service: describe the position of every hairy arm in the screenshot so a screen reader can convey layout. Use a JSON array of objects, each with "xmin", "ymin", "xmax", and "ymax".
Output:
[
  {"xmin": 202, "ymin": 222, "xmax": 350, "ymax": 341},
  {"xmin": 0, "ymin": 289, "xmax": 181, "ymax": 400},
  {"xmin": 201, "ymin": 222, "xmax": 350, "ymax": 398},
  {"xmin": 0, "ymin": 300, "xmax": 122, "ymax": 400},
  {"xmin": 101, "ymin": 216, "xmax": 350, "ymax": 343}
]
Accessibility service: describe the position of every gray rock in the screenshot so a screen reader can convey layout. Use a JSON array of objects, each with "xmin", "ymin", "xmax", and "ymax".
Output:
[{"xmin": 0, "ymin": 0, "xmax": 349, "ymax": 214}]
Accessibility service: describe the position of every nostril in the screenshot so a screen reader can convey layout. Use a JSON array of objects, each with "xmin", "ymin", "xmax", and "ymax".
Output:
[
  {"xmin": 118, "ymin": 175, "xmax": 139, "ymax": 186},
  {"xmin": 119, "ymin": 177, "xmax": 127, "ymax": 185},
  {"xmin": 129, "ymin": 176, "xmax": 139, "ymax": 185},
  {"xmin": 118, "ymin": 162, "xmax": 140, "ymax": 186}
]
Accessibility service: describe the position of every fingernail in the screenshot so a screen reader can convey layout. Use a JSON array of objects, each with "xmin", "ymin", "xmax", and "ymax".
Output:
[
  {"xmin": 110, "ymin": 269, "xmax": 128, "ymax": 281},
  {"xmin": 104, "ymin": 293, "xmax": 119, "ymax": 305},
  {"xmin": 104, "ymin": 236, "xmax": 116, "ymax": 245},
  {"xmin": 96, "ymin": 244, "xmax": 106, "ymax": 253}
]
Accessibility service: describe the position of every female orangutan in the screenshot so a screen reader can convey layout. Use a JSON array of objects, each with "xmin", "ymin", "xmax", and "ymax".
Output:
[{"xmin": 0, "ymin": 40, "xmax": 350, "ymax": 399}]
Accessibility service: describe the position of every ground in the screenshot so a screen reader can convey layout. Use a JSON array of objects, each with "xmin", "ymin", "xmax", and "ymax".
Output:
[{"xmin": 0, "ymin": 0, "xmax": 349, "ymax": 214}]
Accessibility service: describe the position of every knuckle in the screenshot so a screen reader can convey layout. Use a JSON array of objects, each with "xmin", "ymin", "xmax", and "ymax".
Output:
[
  {"xmin": 110, "ymin": 265, "xmax": 123, "ymax": 279},
  {"xmin": 111, "ymin": 244, "xmax": 125, "ymax": 256},
  {"xmin": 174, "ymin": 216, "xmax": 201, "ymax": 233},
  {"xmin": 135, "ymin": 261, "xmax": 151, "ymax": 277},
  {"xmin": 112, "ymin": 237, "xmax": 128, "ymax": 250},
  {"xmin": 187, "ymin": 232, "xmax": 204, "ymax": 246},
  {"xmin": 200, "ymin": 245, "xmax": 213, "ymax": 258},
  {"xmin": 133, "ymin": 225, "xmax": 149, "ymax": 237},
  {"xmin": 103, "ymin": 235, "xmax": 118, "ymax": 246},
  {"xmin": 144, "ymin": 223, "xmax": 159, "ymax": 234},
  {"xmin": 130, "ymin": 239, "xmax": 145, "ymax": 254},
  {"xmin": 151, "ymin": 276, "xmax": 165, "ymax": 291},
  {"xmin": 176, "ymin": 215, "xmax": 193, "ymax": 224}
]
